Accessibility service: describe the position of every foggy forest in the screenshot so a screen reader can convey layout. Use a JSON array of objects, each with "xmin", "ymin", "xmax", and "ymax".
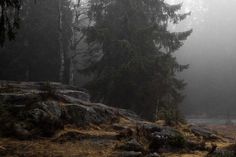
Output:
[{"xmin": 0, "ymin": 0, "xmax": 236, "ymax": 157}]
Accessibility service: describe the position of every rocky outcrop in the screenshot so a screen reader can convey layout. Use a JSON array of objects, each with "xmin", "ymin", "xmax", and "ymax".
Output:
[
  {"xmin": 116, "ymin": 139, "xmax": 144, "ymax": 152},
  {"xmin": 0, "ymin": 81, "xmax": 128, "ymax": 139},
  {"xmin": 190, "ymin": 125, "xmax": 219, "ymax": 140},
  {"xmin": 1, "ymin": 81, "xmax": 230, "ymax": 157},
  {"xmin": 111, "ymin": 151, "xmax": 143, "ymax": 157},
  {"xmin": 138, "ymin": 124, "xmax": 186, "ymax": 153},
  {"xmin": 52, "ymin": 130, "xmax": 117, "ymax": 143}
]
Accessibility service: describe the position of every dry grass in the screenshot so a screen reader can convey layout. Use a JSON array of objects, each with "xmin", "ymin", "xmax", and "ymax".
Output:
[
  {"xmin": 207, "ymin": 125, "xmax": 236, "ymax": 141},
  {"xmin": 0, "ymin": 127, "xmax": 120, "ymax": 157},
  {"xmin": 161, "ymin": 123, "xmax": 235, "ymax": 157},
  {"xmin": 1, "ymin": 121, "xmax": 236, "ymax": 157},
  {"xmin": 0, "ymin": 137, "xmax": 117, "ymax": 157},
  {"xmin": 163, "ymin": 151, "xmax": 208, "ymax": 157}
]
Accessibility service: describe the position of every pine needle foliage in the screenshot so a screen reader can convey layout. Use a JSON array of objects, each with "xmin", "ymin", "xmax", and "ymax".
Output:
[
  {"xmin": 83, "ymin": 0, "xmax": 192, "ymax": 121},
  {"xmin": 0, "ymin": 0, "xmax": 22, "ymax": 46}
]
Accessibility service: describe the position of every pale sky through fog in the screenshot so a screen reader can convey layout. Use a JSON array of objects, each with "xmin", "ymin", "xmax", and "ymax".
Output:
[{"xmin": 165, "ymin": 0, "xmax": 236, "ymax": 116}]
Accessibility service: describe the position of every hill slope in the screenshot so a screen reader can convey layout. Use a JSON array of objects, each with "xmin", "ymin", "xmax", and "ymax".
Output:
[{"xmin": 0, "ymin": 81, "xmax": 234, "ymax": 157}]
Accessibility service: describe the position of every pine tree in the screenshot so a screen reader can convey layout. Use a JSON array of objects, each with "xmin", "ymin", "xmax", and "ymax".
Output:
[
  {"xmin": 83, "ymin": 0, "xmax": 192, "ymax": 121},
  {"xmin": 0, "ymin": 0, "xmax": 21, "ymax": 46}
]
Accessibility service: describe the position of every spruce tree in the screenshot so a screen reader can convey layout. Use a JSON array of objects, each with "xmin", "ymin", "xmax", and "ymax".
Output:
[
  {"xmin": 83, "ymin": 0, "xmax": 192, "ymax": 121},
  {"xmin": 0, "ymin": 0, "xmax": 21, "ymax": 46}
]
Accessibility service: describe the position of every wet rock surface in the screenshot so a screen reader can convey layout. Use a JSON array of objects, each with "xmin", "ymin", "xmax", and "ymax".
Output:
[
  {"xmin": 117, "ymin": 139, "xmax": 144, "ymax": 152},
  {"xmin": 190, "ymin": 125, "xmax": 219, "ymax": 140},
  {"xmin": 0, "ymin": 81, "xmax": 126, "ymax": 139},
  {"xmin": 145, "ymin": 153, "xmax": 160, "ymax": 157},
  {"xmin": 111, "ymin": 151, "xmax": 142, "ymax": 157},
  {"xmin": 0, "ymin": 81, "xmax": 233, "ymax": 157}
]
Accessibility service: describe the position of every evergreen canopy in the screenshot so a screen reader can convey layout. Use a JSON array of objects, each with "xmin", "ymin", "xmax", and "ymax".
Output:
[
  {"xmin": 0, "ymin": 0, "xmax": 22, "ymax": 46},
  {"xmin": 83, "ymin": 0, "xmax": 192, "ymax": 120}
]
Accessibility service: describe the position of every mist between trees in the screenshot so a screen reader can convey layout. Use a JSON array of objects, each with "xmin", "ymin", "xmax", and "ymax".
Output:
[{"xmin": 0, "ymin": 0, "xmax": 192, "ymax": 122}]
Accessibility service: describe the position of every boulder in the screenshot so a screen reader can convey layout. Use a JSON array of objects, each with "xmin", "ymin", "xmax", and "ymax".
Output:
[
  {"xmin": 137, "ymin": 122, "xmax": 162, "ymax": 138},
  {"xmin": 64, "ymin": 103, "xmax": 118, "ymax": 127},
  {"xmin": 119, "ymin": 109, "xmax": 142, "ymax": 121},
  {"xmin": 0, "ymin": 93, "xmax": 39, "ymax": 105},
  {"xmin": 117, "ymin": 139, "xmax": 144, "ymax": 152},
  {"xmin": 145, "ymin": 153, "xmax": 160, "ymax": 157},
  {"xmin": 208, "ymin": 149, "xmax": 235, "ymax": 157},
  {"xmin": 52, "ymin": 131, "xmax": 86, "ymax": 143},
  {"xmin": 26, "ymin": 101, "xmax": 64, "ymax": 137},
  {"xmin": 13, "ymin": 122, "xmax": 31, "ymax": 140},
  {"xmin": 60, "ymin": 90, "xmax": 90, "ymax": 102},
  {"xmin": 0, "ymin": 100, "xmax": 64, "ymax": 138},
  {"xmin": 52, "ymin": 130, "xmax": 117, "ymax": 143},
  {"xmin": 64, "ymin": 104, "xmax": 94, "ymax": 126},
  {"xmin": 186, "ymin": 140, "xmax": 206, "ymax": 151},
  {"xmin": 112, "ymin": 124, "xmax": 129, "ymax": 131},
  {"xmin": 116, "ymin": 128, "xmax": 134, "ymax": 140},
  {"xmin": 0, "ymin": 146, "xmax": 7, "ymax": 156},
  {"xmin": 0, "ymin": 82, "xmax": 126, "ymax": 139},
  {"xmin": 111, "ymin": 151, "xmax": 142, "ymax": 157},
  {"xmin": 148, "ymin": 126, "xmax": 186, "ymax": 152},
  {"xmin": 190, "ymin": 125, "xmax": 219, "ymax": 140}
]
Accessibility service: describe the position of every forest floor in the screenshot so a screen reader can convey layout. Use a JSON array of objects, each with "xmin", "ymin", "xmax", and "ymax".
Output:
[
  {"xmin": 0, "ymin": 123, "xmax": 235, "ymax": 157},
  {"xmin": 0, "ymin": 81, "xmax": 236, "ymax": 157},
  {"xmin": 163, "ymin": 124, "xmax": 236, "ymax": 157},
  {"xmin": 206, "ymin": 125, "xmax": 236, "ymax": 141}
]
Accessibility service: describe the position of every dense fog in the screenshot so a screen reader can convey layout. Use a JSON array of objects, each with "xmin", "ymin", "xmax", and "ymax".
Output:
[
  {"xmin": 2, "ymin": 1, "xmax": 236, "ymax": 155},
  {"xmin": 1, "ymin": 0, "xmax": 236, "ymax": 119},
  {"xmin": 168, "ymin": 0, "xmax": 236, "ymax": 117}
]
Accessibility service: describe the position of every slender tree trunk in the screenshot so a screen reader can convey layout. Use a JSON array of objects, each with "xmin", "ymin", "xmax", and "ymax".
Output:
[
  {"xmin": 58, "ymin": 0, "xmax": 65, "ymax": 83},
  {"xmin": 25, "ymin": 66, "xmax": 30, "ymax": 81},
  {"xmin": 155, "ymin": 99, "xmax": 160, "ymax": 121},
  {"xmin": 69, "ymin": 58, "xmax": 74, "ymax": 85},
  {"xmin": 68, "ymin": 1, "xmax": 79, "ymax": 85}
]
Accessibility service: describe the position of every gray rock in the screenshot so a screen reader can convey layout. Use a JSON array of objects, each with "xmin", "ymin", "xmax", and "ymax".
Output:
[
  {"xmin": 52, "ymin": 131, "xmax": 86, "ymax": 143},
  {"xmin": 64, "ymin": 104, "xmax": 95, "ymax": 126},
  {"xmin": 149, "ymin": 127, "xmax": 186, "ymax": 151},
  {"xmin": 39, "ymin": 101, "xmax": 62, "ymax": 118},
  {"xmin": 0, "ymin": 93, "xmax": 39, "ymax": 106},
  {"xmin": 52, "ymin": 130, "xmax": 117, "ymax": 143},
  {"xmin": 112, "ymin": 124, "xmax": 129, "ymax": 131},
  {"xmin": 190, "ymin": 125, "xmax": 218, "ymax": 140},
  {"xmin": 117, "ymin": 139, "xmax": 144, "ymax": 152},
  {"xmin": 28, "ymin": 101, "xmax": 64, "ymax": 132},
  {"xmin": 138, "ymin": 123, "xmax": 162, "ymax": 138},
  {"xmin": 119, "ymin": 109, "xmax": 142, "ymax": 121},
  {"xmin": 151, "ymin": 127, "xmax": 182, "ymax": 140},
  {"xmin": 64, "ymin": 103, "xmax": 118, "ymax": 127},
  {"xmin": 145, "ymin": 153, "xmax": 160, "ymax": 157},
  {"xmin": 0, "ymin": 81, "xmax": 143, "ymax": 139},
  {"xmin": 116, "ymin": 128, "xmax": 134, "ymax": 140},
  {"xmin": 209, "ymin": 149, "xmax": 235, "ymax": 157},
  {"xmin": 28, "ymin": 108, "xmax": 49, "ymax": 123},
  {"xmin": 13, "ymin": 122, "xmax": 31, "ymax": 139},
  {"xmin": 111, "ymin": 151, "xmax": 142, "ymax": 157},
  {"xmin": 60, "ymin": 90, "xmax": 90, "ymax": 102},
  {"xmin": 186, "ymin": 140, "xmax": 206, "ymax": 151}
]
